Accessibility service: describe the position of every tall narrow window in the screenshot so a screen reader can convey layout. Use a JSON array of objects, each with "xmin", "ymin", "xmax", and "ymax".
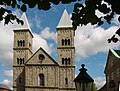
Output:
[
  {"xmin": 17, "ymin": 58, "xmax": 19, "ymax": 64},
  {"xmin": 65, "ymin": 58, "xmax": 67, "ymax": 65},
  {"xmin": 17, "ymin": 40, "xmax": 25, "ymax": 47},
  {"xmin": 65, "ymin": 78, "xmax": 68, "ymax": 84},
  {"xmin": 39, "ymin": 74, "xmax": 45, "ymax": 86},
  {"xmin": 17, "ymin": 40, "xmax": 20, "ymax": 47},
  {"xmin": 22, "ymin": 58, "xmax": 24, "ymax": 64},
  {"xmin": 20, "ymin": 58, "xmax": 22, "ymax": 65},
  {"xmin": 65, "ymin": 39, "xmax": 67, "ymax": 45},
  {"xmin": 68, "ymin": 39, "xmax": 70, "ymax": 45},
  {"xmin": 62, "ymin": 39, "xmax": 64, "ymax": 45},
  {"xmin": 20, "ymin": 40, "xmax": 23, "ymax": 46},
  {"xmin": 68, "ymin": 58, "xmax": 70, "ymax": 65},
  {"xmin": 62, "ymin": 58, "xmax": 64, "ymax": 64},
  {"xmin": 23, "ymin": 40, "xmax": 25, "ymax": 47}
]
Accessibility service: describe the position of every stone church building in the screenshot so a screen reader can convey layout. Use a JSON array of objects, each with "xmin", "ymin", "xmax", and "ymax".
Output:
[{"xmin": 13, "ymin": 9, "xmax": 75, "ymax": 91}]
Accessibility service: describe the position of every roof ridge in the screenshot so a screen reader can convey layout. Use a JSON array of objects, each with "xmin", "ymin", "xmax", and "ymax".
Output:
[{"xmin": 110, "ymin": 49, "xmax": 120, "ymax": 58}]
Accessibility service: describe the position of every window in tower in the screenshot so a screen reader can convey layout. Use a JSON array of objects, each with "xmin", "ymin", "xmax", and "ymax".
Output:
[
  {"xmin": 65, "ymin": 39, "xmax": 67, "ymax": 45},
  {"xmin": 65, "ymin": 78, "xmax": 68, "ymax": 84},
  {"xmin": 62, "ymin": 58, "xmax": 64, "ymax": 64},
  {"xmin": 17, "ymin": 58, "xmax": 19, "ymax": 64},
  {"xmin": 22, "ymin": 58, "xmax": 24, "ymax": 64},
  {"xmin": 39, "ymin": 74, "xmax": 45, "ymax": 86},
  {"xmin": 17, "ymin": 40, "xmax": 20, "ymax": 47},
  {"xmin": 17, "ymin": 58, "xmax": 24, "ymax": 65},
  {"xmin": 17, "ymin": 40, "xmax": 25, "ymax": 47},
  {"xmin": 68, "ymin": 39, "xmax": 70, "ymax": 45},
  {"xmin": 62, "ymin": 39, "xmax": 65, "ymax": 45},
  {"xmin": 20, "ymin": 58, "xmax": 22, "ymax": 65},
  {"xmin": 65, "ymin": 58, "xmax": 68, "ymax": 65},
  {"xmin": 23, "ymin": 40, "xmax": 25, "ymax": 47},
  {"xmin": 68, "ymin": 58, "xmax": 70, "ymax": 65}
]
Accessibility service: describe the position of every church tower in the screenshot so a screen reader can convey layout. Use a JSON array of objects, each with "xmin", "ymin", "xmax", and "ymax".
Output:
[
  {"xmin": 57, "ymin": 9, "xmax": 75, "ymax": 91},
  {"xmin": 13, "ymin": 13, "xmax": 33, "ymax": 91}
]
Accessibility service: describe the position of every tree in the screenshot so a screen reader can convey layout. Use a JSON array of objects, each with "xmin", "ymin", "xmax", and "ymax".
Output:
[{"xmin": 0, "ymin": 0, "xmax": 120, "ymax": 42}]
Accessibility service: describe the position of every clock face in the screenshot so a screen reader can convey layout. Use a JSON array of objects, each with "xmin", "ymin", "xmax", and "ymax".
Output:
[{"xmin": 38, "ymin": 54, "xmax": 45, "ymax": 61}]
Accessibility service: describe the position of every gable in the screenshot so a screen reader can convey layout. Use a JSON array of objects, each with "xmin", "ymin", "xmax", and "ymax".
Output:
[
  {"xmin": 104, "ymin": 49, "xmax": 120, "ymax": 74},
  {"xmin": 25, "ymin": 47, "xmax": 58, "ymax": 66}
]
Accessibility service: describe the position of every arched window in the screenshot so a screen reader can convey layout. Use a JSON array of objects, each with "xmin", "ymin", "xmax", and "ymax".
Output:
[
  {"xmin": 17, "ymin": 40, "xmax": 25, "ymax": 47},
  {"xmin": 23, "ymin": 40, "xmax": 25, "ymax": 47},
  {"xmin": 62, "ymin": 58, "xmax": 64, "ymax": 64},
  {"xmin": 22, "ymin": 58, "xmax": 24, "ymax": 64},
  {"xmin": 65, "ymin": 58, "xmax": 67, "ymax": 65},
  {"xmin": 17, "ymin": 58, "xmax": 19, "ymax": 64},
  {"xmin": 62, "ymin": 39, "xmax": 64, "ymax": 45},
  {"xmin": 65, "ymin": 78, "xmax": 68, "ymax": 84},
  {"xmin": 68, "ymin": 58, "xmax": 70, "ymax": 65},
  {"xmin": 65, "ymin": 39, "xmax": 67, "ymax": 45},
  {"xmin": 68, "ymin": 39, "xmax": 70, "ymax": 45},
  {"xmin": 20, "ymin": 40, "xmax": 23, "ymax": 46},
  {"xmin": 17, "ymin": 58, "xmax": 24, "ymax": 65},
  {"xmin": 39, "ymin": 74, "xmax": 45, "ymax": 86},
  {"xmin": 17, "ymin": 40, "xmax": 20, "ymax": 47},
  {"xmin": 20, "ymin": 58, "xmax": 22, "ymax": 65}
]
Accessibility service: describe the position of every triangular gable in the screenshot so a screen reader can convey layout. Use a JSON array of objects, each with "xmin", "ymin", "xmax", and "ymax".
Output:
[
  {"xmin": 25, "ymin": 47, "xmax": 58, "ymax": 66},
  {"xmin": 104, "ymin": 49, "xmax": 120, "ymax": 74}
]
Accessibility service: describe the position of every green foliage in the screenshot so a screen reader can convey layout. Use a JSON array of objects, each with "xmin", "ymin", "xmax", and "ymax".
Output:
[{"xmin": 92, "ymin": 83, "xmax": 98, "ymax": 91}]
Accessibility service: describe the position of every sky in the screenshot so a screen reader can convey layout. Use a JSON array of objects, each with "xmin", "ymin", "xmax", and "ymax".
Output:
[{"xmin": 0, "ymin": 1, "xmax": 120, "ymax": 90}]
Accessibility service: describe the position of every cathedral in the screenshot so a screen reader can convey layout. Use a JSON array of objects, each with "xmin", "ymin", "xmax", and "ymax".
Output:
[{"xmin": 13, "ymin": 9, "xmax": 75, "ymax": 91}]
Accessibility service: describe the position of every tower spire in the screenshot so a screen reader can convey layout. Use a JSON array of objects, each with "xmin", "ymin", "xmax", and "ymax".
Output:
[
  {"xmin": 57, "ymin": 9, "xmax": 72, "ymax": 28},
  {"xmin": 14, "ymin": 13, "xmax": 31, "ymax": 31}
]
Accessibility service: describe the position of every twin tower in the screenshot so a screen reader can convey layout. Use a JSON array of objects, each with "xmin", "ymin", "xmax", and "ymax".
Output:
[{"xmin": 13, "ymin": 9, "xmax": 75, "ymax": 91}]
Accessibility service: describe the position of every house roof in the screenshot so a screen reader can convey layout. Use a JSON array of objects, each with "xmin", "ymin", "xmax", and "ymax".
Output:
[
  {"xmin": 0, "ymin": 84, "xmax": 11, "ymax": 90},
  {"xmin": 57, "ymin": 9, "xmax": 72, "ymax": 28},
  {"xmin": 14, "ymin": 13, "xmax": 31, "ymax": 31},
  {"xmin": 110, "ymin": 49, "xmax": 120, "ymax": 58}
]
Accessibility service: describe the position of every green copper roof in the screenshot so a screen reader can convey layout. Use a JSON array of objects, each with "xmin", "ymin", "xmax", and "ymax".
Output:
[{"xmin": 110, "ymin": 49, "xmax": 120, "ymax": 58}]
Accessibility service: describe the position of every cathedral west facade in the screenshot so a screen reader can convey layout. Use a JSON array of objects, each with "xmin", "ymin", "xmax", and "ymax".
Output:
[{"xmin": 13, "ymin": 9, "xmax": 75, "ymax": 91}]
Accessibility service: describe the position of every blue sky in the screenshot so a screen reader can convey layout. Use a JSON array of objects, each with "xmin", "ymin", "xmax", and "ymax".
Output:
[{"xmin": 0, "ymin": 2, "xmax": 120, "ymax": 90}]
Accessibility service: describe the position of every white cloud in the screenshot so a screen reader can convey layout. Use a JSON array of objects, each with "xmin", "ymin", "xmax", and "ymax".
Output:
[
  {"xmin": 40, "ymin": 27, "xmax": 57, "ymax": 42},
  {"xmin": 0, "ymin": 21, "xmax": 13, "ymax": 67},
  {"xmin": 33, "ymin": 33, "xmax": 54, "ymax": 54},
  {"xmin": 4, "ymin": 70, "xmax": 13, "ymax": 78},
  {"xmin": 75, "ymin": 24, "xmax": 120, "ymax": 60},
  {"xmin": 111, "ymin": 14, "xmax": 120, "ymax": 26},
  {"xmin": 94, "ymin": 77, "xmax": 106, "ymax": 89},
  {"xmin": 1, "ymin": 79, "xmax": 13, "ymax": 88},
  {"xmin": 0, "ymin": 16, "xmax": 55, "ymax": 68},
  {"xmin": 29, "ymin": 11, "xmax": 43, "ymax": 30}
]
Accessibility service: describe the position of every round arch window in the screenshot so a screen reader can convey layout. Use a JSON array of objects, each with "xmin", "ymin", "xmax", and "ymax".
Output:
[{"xmin": 38, "ymin": 54, "xmax": 45, "ymax": 61}]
